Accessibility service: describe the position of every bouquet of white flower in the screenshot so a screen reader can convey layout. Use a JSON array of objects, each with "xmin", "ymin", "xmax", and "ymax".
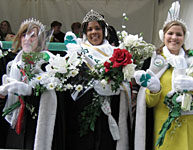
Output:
[
  {"xmin": 21, "ymin": 51, "xmax": 83, "ymax": 96},
  {"xmin": 118, "ymin": 31, "xmax": 155, "ymax": 69}
]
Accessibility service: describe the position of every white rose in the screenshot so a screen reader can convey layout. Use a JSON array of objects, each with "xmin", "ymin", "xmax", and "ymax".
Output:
[{"xmin": 122, "ymin": 63, "xmax": 136, "ymax": 81}]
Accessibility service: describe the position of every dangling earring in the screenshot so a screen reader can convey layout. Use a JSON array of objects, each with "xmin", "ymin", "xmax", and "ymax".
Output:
[
  {"xmin": 83, "ymin": 34, "xmax": 87, "ymax": 42},
  {"xmin": 105, "ymin": 27, "xmax": 108, "ymax": 38}
]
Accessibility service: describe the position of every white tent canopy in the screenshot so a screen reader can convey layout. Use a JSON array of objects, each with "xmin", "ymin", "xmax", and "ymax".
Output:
[{"xmin": 1, "ymin": 0, "xmax": 193, "ymax": 48}]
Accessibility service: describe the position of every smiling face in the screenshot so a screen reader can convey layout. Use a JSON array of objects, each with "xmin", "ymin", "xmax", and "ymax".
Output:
[
  {"xmin": 86, "ymin": 21, "xmax": 103, "ymax": 45},
  {"xmin": 21, "ymin": 27, "xmax": 38, "ymax": 52},
  {"xmin": 164, "ymin": 25, "xmax": 185, "ymax": 55}
]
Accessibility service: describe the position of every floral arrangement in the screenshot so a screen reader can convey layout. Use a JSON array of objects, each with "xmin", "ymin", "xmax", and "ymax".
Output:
[
  {"xmin": 79, "ymin": 48, "xmax": 135, "ymax": 136},
  {"xmin": 20, "ymin": 51, "xmax": 83, "ymax": 96},
  {"xmin": 3, "ymin": 51, "xmax": 83, "ymax": 134},
  {"xmin": 117, "ymin": 13, "xmax": 156, "ymax": 69},
  {"xmin": 156, "ymin": 50, "xmax": 193, "ymax": 147},
  {"xmin": 88, "ymin": 48, "xmax": 135, "ymax": 92}
]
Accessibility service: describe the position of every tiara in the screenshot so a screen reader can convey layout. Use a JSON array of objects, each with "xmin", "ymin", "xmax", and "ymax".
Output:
[
  {"xmin": 162, "ymin": 1, "xmax": 187, "ymax": 29},
  {"xmin": 21, "ymin": 18, "xmax": 46, "ymax": 32},
  {"xmin": 82, "ymin": 9, "xmax": 105, "ymax": 24},
  {"xmin": 163, "ymin": 18, "xmax": 187, "ymax": 30},
  {"xmin": 159, "ymin": 1, "xmax": 189, "ymax": 42}
]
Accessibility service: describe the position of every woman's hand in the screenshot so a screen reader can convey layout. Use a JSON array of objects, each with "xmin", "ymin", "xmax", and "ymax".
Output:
[
  {"xmin": 134, "ymin": 69, "xmax": 161, "ymax": 93},
  {"xmin": 174, "ymin": 75, "xmax": 193, "ymax": 92},
  {"xmin": 0, "ymin": 75, "xmax": 32, "ymax": 96}
]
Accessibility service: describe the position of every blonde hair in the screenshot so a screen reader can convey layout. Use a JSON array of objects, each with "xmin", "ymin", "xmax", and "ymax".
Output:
[
  {"xmin": 157, "ymin": 21, "xmax": 187, "ymax": 54},
  {"xmin": 12, "ymin": 23, "xmax": 46, "ymax": 53}
]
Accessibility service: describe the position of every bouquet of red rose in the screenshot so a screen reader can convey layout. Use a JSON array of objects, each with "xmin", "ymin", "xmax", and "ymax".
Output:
[{"xmin": 89, "ymin": 48, "xmax": 135, "ymax": 92}]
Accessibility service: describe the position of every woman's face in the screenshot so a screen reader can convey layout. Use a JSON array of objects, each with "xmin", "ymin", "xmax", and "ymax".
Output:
[
  {"xmin": 86, "ymin": 21, "xmax": 103, "ymax": 45},
  {"xmin": 21, "ymin": 27, "xmax": 38, "ymax": 52},
  {"xmin": 0, "ymin": 22, "xmax": 9, "ymax": 34},
  {"xmin": 164, "ymin": 25, "xmax": 185, "ymax": 55}
]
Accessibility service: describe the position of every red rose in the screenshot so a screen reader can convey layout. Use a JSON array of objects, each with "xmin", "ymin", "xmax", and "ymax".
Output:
[
  {"xmin": 109, "ymin": 48, "xmax": 132, "ymax": 68},
  {"xmin": 104, "ymin": 61, "xmax": 111, "ymax": 72}
]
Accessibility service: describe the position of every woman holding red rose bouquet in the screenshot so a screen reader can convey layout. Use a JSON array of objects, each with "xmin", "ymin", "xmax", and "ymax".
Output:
[{"xmin": 65, "ymin": 10, "xmax": 133, "ymax": 150}]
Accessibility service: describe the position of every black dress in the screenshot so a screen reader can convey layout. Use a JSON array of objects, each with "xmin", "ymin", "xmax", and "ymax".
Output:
[
  {"xmin": 65, "ymin": 64, "xmax": 121, "ymax": 150},
  {"xmin": 5, "ymin": 94, "xmax": 40, "ymax": 149},
  {"xmin": 0, "ymin": 52, "xmax": 16, "ymax": 148},
  {"xmin": 5, "ymin": 91, "xmax": 68, "ymax": 150}
]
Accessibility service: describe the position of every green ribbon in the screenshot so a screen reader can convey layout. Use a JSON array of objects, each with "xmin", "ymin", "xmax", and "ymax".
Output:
[
  {"xmin": 156, "ymin": 93, "xmax": 181, "ymax": 147},
  {"xmin": 2, "ymin": 101, "xmax": 21, "ymax": 117}
]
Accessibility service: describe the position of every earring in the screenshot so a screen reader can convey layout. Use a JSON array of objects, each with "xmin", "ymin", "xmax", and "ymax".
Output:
[
  {"xmin": 83, "ymin": 34, "xmax": 87, "ymax": 42},
  {"xmin": 105, "ymin": 27, "xmax": 108, "ymax": 37}
]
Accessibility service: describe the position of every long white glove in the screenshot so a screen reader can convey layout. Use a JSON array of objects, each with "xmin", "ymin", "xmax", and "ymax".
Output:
[
  {"xmin": 0, "ymin": 75, "xmax": 32, "ymax": 96},
  {"xmin": 174, "ymin": 75, "xmax": 193, "ymax": 92},
  {"xmin": 0, "ymin": 74, "xmax": 14, "ymax": 96},
  {"xmin": 134, "ymin": 69, "xmax": 161, "ymax": 93}
]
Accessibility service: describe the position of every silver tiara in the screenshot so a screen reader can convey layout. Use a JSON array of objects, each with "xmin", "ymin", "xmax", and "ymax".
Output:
[
  {"xmin": 159, "ymin": 1, "xmax": 189, "ymax": 42},
  {"xmin": 163, "ymin": 1, "xmax": 187, "ymax": 29},
  {"xmin": 21, "ymin": 18, "xmax": 46, "ymax": 33},
  {"xmin": 82, "ymin": 9, "xmax": 105, "ymax": 23}
]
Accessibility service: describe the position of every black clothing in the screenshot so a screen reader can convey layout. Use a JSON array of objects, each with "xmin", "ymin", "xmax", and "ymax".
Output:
[
  {"xmin": 0, "ymin": 52, "xmax": 17, "ymax": 148},
  {"xmin": 5, "ymin": 91, "xmax": 68, "ymax": 150},
  {"xmin": 53, "ymin": 32, "xmax": 65, "ymax": 43},
  {"xmin": 65, "ymin": 64, "xmax": 121, "ymax": 150},
  {"xmin": 66, "ymin": 89, "xmax": 120, "ymax": 150},
  {"xmin": 5, "ymin": 94, "xmax": 40, "ymax": 149}
]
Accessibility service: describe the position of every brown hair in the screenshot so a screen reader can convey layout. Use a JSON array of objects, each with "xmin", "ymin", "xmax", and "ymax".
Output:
[
  {"xmin": 12, "ymin": 23, "xmax": 45, "ymax": 53},
  {"xmin": 0, "ymin": 20, "xmax": 13, "ymax": 34},
  {"xmin": 71, "ymin": 22, "xmax": 81, "ymax": 32},
  {"xmin": 157, "ymin": 21, "xmax": 187, "ymax": 54}
]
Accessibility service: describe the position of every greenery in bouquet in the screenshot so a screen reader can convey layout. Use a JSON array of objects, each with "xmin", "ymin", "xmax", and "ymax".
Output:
[
  {"xmin": 117, "ymin": 13, "xmax": 156, "ymax": 69},
  {"xmin": 18, "ymin": 52, "xmax": 51, "ymax": 95}
]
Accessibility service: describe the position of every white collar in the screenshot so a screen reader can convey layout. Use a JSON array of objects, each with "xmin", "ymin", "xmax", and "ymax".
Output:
[{"xmin": 163, "ymin": 46, "xmax": 187, "ymax": 69}]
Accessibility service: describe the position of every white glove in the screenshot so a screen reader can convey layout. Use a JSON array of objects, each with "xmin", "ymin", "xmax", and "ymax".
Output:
[
  {"xmin": 174, "ymin": 75, "xmax": 193, "ymax": 92},
  {"xmin": 0, "ymin": 74, "xmax": 16, "ymax": 96},
  {"xmin": 134, "ymin": 69, "xmax": 161, "ymax": 93},
  {"xmin": 64, "ymin": 31, "xmax": 82, "ymax": 54},
  {"xmin": 7, "ymin": 81, "xmax": 32, "ymax": 96},
  {"xmin": 0, "ymin": 75, "xmax": 32, "ymax": 96}
]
